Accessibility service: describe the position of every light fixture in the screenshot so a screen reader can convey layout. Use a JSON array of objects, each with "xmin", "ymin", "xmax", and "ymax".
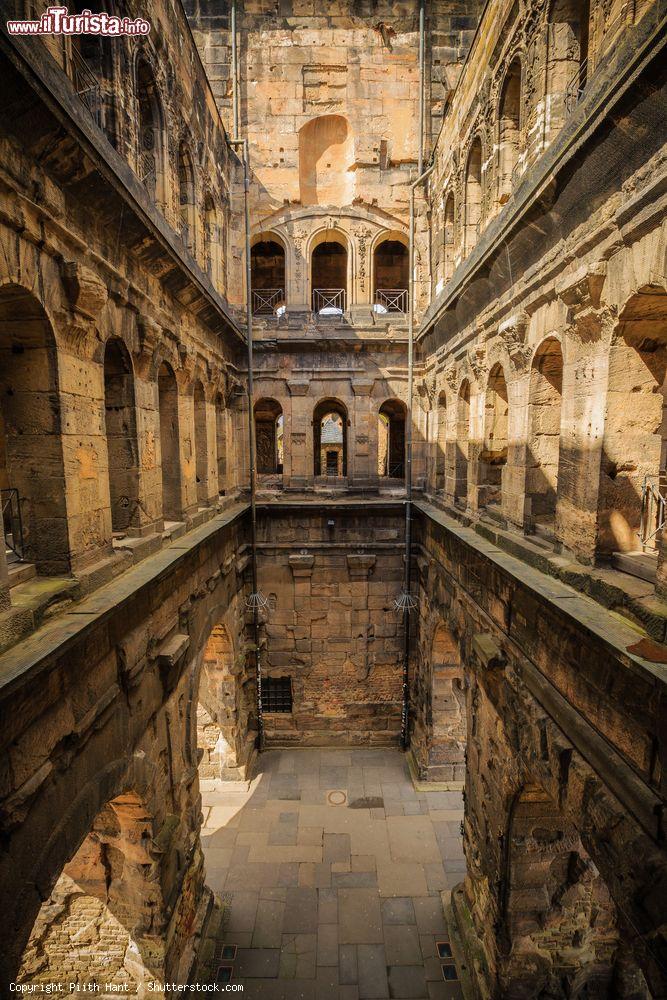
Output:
[{"xmin": 393, "ymin": 591, "xmax": 418, "ymax": 612}]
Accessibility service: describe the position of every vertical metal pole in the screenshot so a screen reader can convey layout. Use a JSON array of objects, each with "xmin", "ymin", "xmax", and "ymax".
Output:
[
  {"xmin": 231, "ymin": 136, "xmax": 263, "ymax": 750},
  {"xmin": 418, "ymin": 0, "xmax": 425, "ymax": 175},
  {"xmin": 231, "ymin": 0, "xmax": 239, "ymax": 142},
  {"xmin": 401, "ymin": 161, "xmax": 436, "ymax": 751}
]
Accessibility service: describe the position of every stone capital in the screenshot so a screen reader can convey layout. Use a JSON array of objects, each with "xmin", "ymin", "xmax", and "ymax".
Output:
[
  {"xmin": 351, "ymin": 378, "xmax": 375, "ymax": 396},
  {"xmin": 62, "ymin": 261, "xmax": 108, "ymax": 324},
  {"xmin": 287, "ymin": 379, "xmax": 310, "ymax": 396},
  {"xmin": 289, "ymin": 553, "xmax": 315, "ymax": 578},
  {"xmin": 556, "ymin": 261, "xmax": 607, "ymax": 313},
  {"xmin": 346, "ymin": 553, "xmax": 376, "ymax": 579},
  {"xmin": 472, "ymin": 633, "xmax": 506, "ymax": 670}
]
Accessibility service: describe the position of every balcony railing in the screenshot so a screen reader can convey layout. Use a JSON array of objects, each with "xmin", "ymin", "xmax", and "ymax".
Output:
[
  {"xmin": 139, "ymin": 149, "xmax": 156, "ymax": 195},
  {"xmin": 564, "ymin": 56, "xmax": 589, "ymax": 115},
  {"xmin": 639, "ymin": 473, "xmax": 666, "ymax": 548},
  {"xmin": 252, "ymin": 288, "xmax": 285, "ymax": 315},
  {"xmin": 374, "ymin": 289, "xmax": 408, "ymax": 313},
  {"xmin": 70, "ymin": 48, "xmax": 101, "ymax": 127},
  {"xmin": 1, "ymin": 487, "xmax": 25, "ymax": 562},
  {"xmin": 312, "ymin": 288, "xmax": 346, "ymax": 315}
]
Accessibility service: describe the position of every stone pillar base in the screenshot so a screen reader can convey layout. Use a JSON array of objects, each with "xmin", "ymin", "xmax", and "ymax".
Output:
[{"xmin": 444, "ymin": 883, "xmax": 492, "ymax": 1000}]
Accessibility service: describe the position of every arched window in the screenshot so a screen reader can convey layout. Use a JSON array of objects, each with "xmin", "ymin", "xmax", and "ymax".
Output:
[
  {"xmin": 498, "ymin": 59, "xmax": 522, "ymax": 204},
  {"xmin": 215, "ymin": 393, "xmax": 227, "ymax": 495},
  {"xmin": 311, "ymin": 237, "xmax": 348, "ymax": 315},
  {"xmin": 598, "ymin": 286, "xmax": 667, "ymax": 566},
  {"xmin": 481, "ymin": 364, "xmax": 509, "ymax": 508},
  {"xmin": 136, "ymin": 58, "xmax": 165, "ymax": 206},
  {"xmin": 464, "ymin": 138, "xmax": 483, "ymax": 256},
  {"xmin": 157, "ymin": 362, "xmax": 182, "ymax": 522},
  {"xmin": 67, "ymin": 1, "xmax": 116, "ymax": 140},
  {"xmin": 455, "ymin": 381, "xmax": 470, "ymax": 506},
  {"xmin": 314, "ymin": 399, "xmax": 347, "ymax": 477},
  {"xmin": 251, "ymin": 238, "xmax": 286, "ymax": 316},
  {"xmin": 0, "ymin": 285, "xmax": 69, "ymax": 574},
  {"xmin": 177, "ymin": 141, "xmax": 196, "ymax": 254},
  {"xmin": 436, "ymin": 390, "xmax": 447, "ymax": 491},
  {"xmin": 527, "ymin": 338, "xmax": 563, "ymax": 535},
  {"xmin": 443, "ymin": 194, "xmax": 455, "ymax": 284},
  {"xmin": 204, "ymin": 192, "xmax": 222, "ymax": 289},
  {"xmin": 373, "ymin": 239, "xmax": 409, "ymax": 313},
  {"xmin": 193, "ymin": 380, "xmax": 210, "ymax": 506},
  {"xmin": 103, "ymin": 338, "xmax": 140, "ymax": 533},
  {"xmin": 378, "ymin": 399, "xmax": 407, "ymax": 479},
  {"xmin": 254, "ymin": 398, "xmax": 284, "ymax": 476},
  {"xmin": 547, "ymin": 0, "xmax": 591, "ymax": 133}
]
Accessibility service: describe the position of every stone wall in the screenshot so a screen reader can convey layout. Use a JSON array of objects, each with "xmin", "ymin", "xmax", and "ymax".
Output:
[{"xmin": 256, "ymin": 507, "xmax": 405, "ymax": 746}]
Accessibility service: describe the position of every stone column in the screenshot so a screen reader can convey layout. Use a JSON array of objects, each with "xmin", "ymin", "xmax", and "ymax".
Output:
[
  {"xmin": 287, "ymin": 379, "xmax": 312, "ymax": 488},
  {"xmin": 501, "ymin": 313, "xmax": 532, "ymax": 529},
  {"xmin": 134, "ymin": 317, "xmax": 169, "ymax": 535},
  {"xmin": 204, "ymin": 378, "xmax": 220, "ymax": 505},
  {"xmin": 351, "ymin": 378, "xmax": 375, "ymax": 487},
  {"xmin": 176, "ymin": 346, "xmax": 198, "ymax": 520}
]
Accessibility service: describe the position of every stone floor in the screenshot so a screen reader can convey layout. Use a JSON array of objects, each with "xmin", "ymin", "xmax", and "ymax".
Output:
[{"xmin": 200, "ymin": 748, "xmax": 466, "ymax": 998}]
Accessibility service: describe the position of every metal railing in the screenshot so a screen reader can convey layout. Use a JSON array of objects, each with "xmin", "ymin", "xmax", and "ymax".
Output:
[
  {"xmin": 252, "ymin": 288, "xmax": 285, "ymax": 315},
  {"xmin": 312, "ymin": 288, "xmax": 346, "ymax": 314},
  {"xmin": 639, "ymin": 473, "xmax": 666, "ymax": 548},
  {"xmin": 564, "ymin": 56, "xmax": 589, "ymax": 115},
  {"xmin": 375, "ymin": 289, "xmax": 408, "ymax": 313},
  {"xmin": 1, "ymin": 488, "xmax": 25, "ymax": 561},
  {"xmin": 139, "ymin": 149, "xmax": 156, "ymax": 195},
  {"xmin": 70, "ymin": 48, "xmax": 101, "ymax": 127}
]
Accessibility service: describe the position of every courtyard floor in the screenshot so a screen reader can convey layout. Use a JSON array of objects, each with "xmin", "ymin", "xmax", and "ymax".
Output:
[{"xmin": 200, "ymin": 747, "xmax": 466, "ymax": 999}]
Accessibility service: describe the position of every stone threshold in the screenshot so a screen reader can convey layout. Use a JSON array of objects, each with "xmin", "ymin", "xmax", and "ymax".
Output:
[{"xmin": 406, "ymin": 748, "xmax": 464, "ymax": 793}]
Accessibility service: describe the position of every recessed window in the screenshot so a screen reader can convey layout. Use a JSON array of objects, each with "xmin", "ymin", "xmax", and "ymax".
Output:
[{"xmin": 262, "ymin": 676, "xmax": 293, "ymax": 713}]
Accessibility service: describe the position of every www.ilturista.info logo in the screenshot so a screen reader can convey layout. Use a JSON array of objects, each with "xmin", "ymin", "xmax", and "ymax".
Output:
[{"xmin": 7, "ymin": 5, "xmax": 150, "ymax": 36}]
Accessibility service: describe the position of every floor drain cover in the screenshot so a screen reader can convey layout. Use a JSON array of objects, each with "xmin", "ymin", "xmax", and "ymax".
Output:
[{"xmin": 326, "ymin": 789, "xmax": 347, "ymax": 806}]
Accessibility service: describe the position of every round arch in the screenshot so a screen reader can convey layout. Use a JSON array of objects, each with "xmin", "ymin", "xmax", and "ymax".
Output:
[
  {"xmin": 309, "ymin": 229, "xmax": 351, "ymax": 313},
  {"xmin": 372, "ymin": 232, "xmax": 409, "ymax": 313},
  {"xmin": 378, "ymin": 398, "xmax": 407, "ymax": 479},
  {"xmin": 313, "ymin": 397, "xmax": 349, "ymax": 477}
]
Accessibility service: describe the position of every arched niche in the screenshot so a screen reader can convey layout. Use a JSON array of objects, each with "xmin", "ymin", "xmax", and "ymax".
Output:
[
  {"xmin": 314, "ymin": 398, "xmax": 348, "ymax": 477},
  {"xmin": 254, "ymin": 398, "xmax": 284, "ymax": 476},
  {"xmin": 310, "ymin": 231, "xmax": 349, "ymax": 314},
  {"xmin": 378, "ymin": 399, "xmax": 407, "ymax": 479},
  {"xmin": 299, "ymin": 115, "xmax": 354, "ymax": 206},
  {"xmin": 527, "ymin": 337, "xmax": 563, "ymax": 534},
  {"xmin": 251, "ymin": 235, "xmax": 287, "ymax": 315},
  {"xmin": 373, "ymin": 238, "xmax": 409, "ymax": 313},
  {"xmin": 103, "ymin": 337, "xmax": 140, "ymax": 534}
]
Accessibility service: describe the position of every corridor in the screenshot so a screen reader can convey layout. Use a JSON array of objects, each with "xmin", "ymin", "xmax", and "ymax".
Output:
[{"xmin": 200, "ymin": 749, "xmax": 466, "ymax": 998}]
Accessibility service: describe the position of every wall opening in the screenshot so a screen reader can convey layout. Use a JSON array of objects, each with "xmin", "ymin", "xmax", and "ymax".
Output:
[
  {"xmin": 464, "ymin": 138, "xmax": 483, "ymax": 256},
  {"xmin": 498, "ymin": 58, "xmax": 522, "ymax": 204},
  {"xmin": 443, "ymin": 194, "xmax": 456, "ymax": 285},
  {"xmin": 177, "ymin": 141, "xmax": 196, "ymax": 253},
  {"xmin": 196, "ymin": 623, "xmax": 247, "ymax": 780},
  {"xmin": 254, "ymin": 398, "xmax": 283, "ymax": 476},
  {"xmin": 547, "ymin": 0, "xmax": 591, "ymax": 131},
  {"xmin": 299, "ymin": 115, "xmax": 354, "ymax": 206},
  {"xmin": 17, "ymin": 792, "xmax": 165, "ymax": 991},
  {"xmin": 0, "ymin": 285, "xmax": 69, "ymax": 574},
  {"xmin": 215, "ymin": 393, "xmax": 227, "ymax": 495},
  {"xmin": 103, "ymin": 337, "xmax": 140, "ymax": 534},
  {"xmin": 251, "ymin": 239, "xmax": 286, "ymax": 315},
  {"xmin": 314, "ymin": 399, "xmax": 347, "ymax": 477},
  {"xmin": 481, "ymin": 363, "xmax": 509, "ymax": 508},
  {"xmin": 455, "ymin": 381, "xmax": 470, "ymax": 506},
  {"xmin": 157, "ymin": 362, "xmax": 181, "ymax": 522},
  {"xmin": 598, "ymin": 286, "xmax": 667, "ymax": 560},
  {"xmin": 527, "ymin": 338, "xmax": 563, "ymax": 533},
  {"xmin": 436, "ymin": 391, "xmax": 448, "ymax": 491},
  {"xmin": 311, "ymin": 239, "xmax": 348, "ymax": 314},
  {"xmin": 136, "ymin": 58, "xmax": 165, "ymax": 205},
  {"xmin": 373, "ymin": 239, "xmax": 409, "ymax": 313},
  {"xmin": 193, "ymin": 380, "xmax": 209, "ymax": 505},
  {"xmin": 428, "ymin": 623, "xmax": 466, "ymax": 782},
  {"xmin": 204, "ymin": 192, "xmax": 222, "ymax": 289},
  {"xmin": 378, "ymin": 399, "xmax": 407, "ymax": 479}
]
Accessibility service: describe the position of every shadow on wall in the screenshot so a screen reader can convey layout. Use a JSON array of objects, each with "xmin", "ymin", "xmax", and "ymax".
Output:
[{"xmin": 299, "ymin": 115, "xmax": 354, "ymax": 206}]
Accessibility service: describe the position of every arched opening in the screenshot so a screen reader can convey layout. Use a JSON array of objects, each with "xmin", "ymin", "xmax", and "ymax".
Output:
[
  {"xmin": 298, "ymin": 115, "xmax": 354, "ymax": 206},
  {"xmin": 196, "ymin": 623, "xmax": 247, "ymax": 781},
  {"xmin": 204, "ymin": 192, "xmax": 222, "ymax": 289},
  {"xmin": 215, "ymin": 393, "xmax": 227, "ymax": 495},
  {"xmin": 378, "ymin": 399, "xmax": 406, "ymax": 479},
  {"xmin": 527, "ymin": 338, "xmax": 563, "ymax": 535},
  {"xmin": 311, "ymin": 238, "xmax": 348, "ymax": 315},
  {"xmin": 498, "ymin": 58, "xmax": 522, "ymax": 204},
  {"xmin": 103, "ymin": 338, "xmax": 140, "ymax": 534},
  {"xmin": 501, "ymin": 783, "xmax": 640, "ymax": 998},
  {"xmin": 464, "ymin": 138, "xmax": 483, "ymax": 256},
  {"xmin": 436, "ymin": 391, "xmax": 448, "ymax": 491},
  {"xmin": 598, "ymin": 287, "xmax": 667, "ymax": 570},
  {"xmin": 455, "ymin": 381, "xmax": 470, "ymax": 506},
  {"xmin": 547, "ymin": 0, "xmax": 591, "ymax": 130},
  {"xmin": 67, "ymin": 1, "xmax": 116, "ymax": 141},
  {"xmin": 443, "ymin": 193, "xmax": 456, "ymax": 284},
  {"xmin": 254, "ymin": 398, "xmax": 284, "ymax": 476},
  {"xmin": 481, "ymin": 364, "xmax": 509, "ymax": 508},
  {"xmin": 177, "ymin": 141, "xmax": 196, "ymax": 253},
  {"xmin": 17, "ymin": 792, "xmax": 165, "ymax": 991},
  {"xmin": 373, "ymin": 239, "xmax": 409, "ymax": 313},
  {"xmin": 136, "ymin": 58, "xmax": 165, "ymax": 205},
  {"xmin": 193, "ymin": 380, "xmax": 209, "ymax": 505},
  {"xmin": 0, "ymin": 285, "xmax": 69, "ymax": 574},
  {"xmin": 428, "ymin": 623, "xmax": 466, "ymax": 782},
  {"xmin": 251, "ymin": 238, "xmax": 286, "ymax": 316},
  {"xmin": 314, "ymin": 399, "xmax": 347, "ymax": 478},
  {"xmin": 157, "ymin": 362, "xmax": 181, "ymax": 522}
]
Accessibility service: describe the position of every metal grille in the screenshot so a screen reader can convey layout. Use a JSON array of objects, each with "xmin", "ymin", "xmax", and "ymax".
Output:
[
  {"xmin": 252, "ymin": 288, "xmax": 285, "ymax": 315},
  {"xmin": 375, "ymin": 289, "xmax": 408, "ymax": 313},
  {"xmin": 1, "ymin": 487, "xmax": 25, "ymax": 561},
  {"xmin": 70, "ymin": 48, "xmax": 101, "ymax": 126},
  {"xmin": 312, "ymin": 288, "xmax": 345, "ymax": 314},
  {"xmin": 261, "ymin": 676, "xmax": 293, "ymax": 713},
  {"xmin": 639, "ymin": 473, "xmax": 666, "ymax": 547}
]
